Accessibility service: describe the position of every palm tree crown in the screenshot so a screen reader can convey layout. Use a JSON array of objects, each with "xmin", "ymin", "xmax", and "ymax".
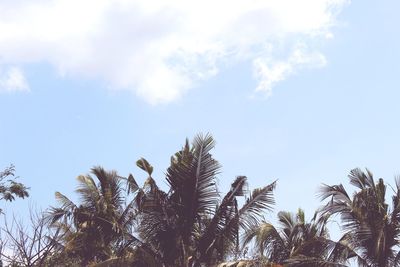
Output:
[
  {"xmin": 49, "ymin": 167, "xmax": 137, "ymax": 265},
  {"xmin": 319, "ymin": 168, "xmax": 400, "ymax": 267},
  {"xmin": 243, "ymin": 209, "xmax": 342, "ymax": 266},
  {"xmin": 134, "ymin": 133, "xmax": 277, "ymax": 266}
]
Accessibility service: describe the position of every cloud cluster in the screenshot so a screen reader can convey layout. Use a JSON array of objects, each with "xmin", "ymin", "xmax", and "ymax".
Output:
[
  {"xmin": 253, "ymin": 44, "xmax": 327, "ymax": 96},
  {"xmin": 0, "ymin": 67, "xmax": 29, "ymax": 93},
  {"xmin": 0, "ymin": 0, "xmax": 348, "ymax": 103}
]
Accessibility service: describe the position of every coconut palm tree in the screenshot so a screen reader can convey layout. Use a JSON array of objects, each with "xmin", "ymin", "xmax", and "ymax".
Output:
[
  {"xmin": 47, "ymin": 134, "xmax": 276, "ymax": 267},
  {"xmin": 134, "ymin": 133, "xmax": 277, "ymax": 267},
  {"xmin": 48, "ymin": 167, "xmax": 140, "ymax": 266},
  {"xmin": 319, "ymin": 168, "xmax": 400, "ymax": 267},
  {"xmin": 242, "ymin": 209, "xmax": 345, "ymax": 266}
]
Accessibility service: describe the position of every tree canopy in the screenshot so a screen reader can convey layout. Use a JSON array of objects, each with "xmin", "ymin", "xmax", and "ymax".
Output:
[{"xmin": 2, "ymin": 136, "xmax": 400, "ymax": 267}]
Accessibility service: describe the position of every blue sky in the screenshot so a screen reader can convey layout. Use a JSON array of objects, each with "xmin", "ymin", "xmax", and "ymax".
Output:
[{"xmin": 1, "ymin": 0, "xmax": 400, "ymax": 238}]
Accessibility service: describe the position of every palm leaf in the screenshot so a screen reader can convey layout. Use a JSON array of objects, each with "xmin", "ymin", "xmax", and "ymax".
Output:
[
  {"xmin": 137, "ymin": 158, "xmax": 154, "ymax": 176},
  {"xmin": 238, "ymin": 181, "xmax": 276, "ymax": 230},
  {"xmin": 165, "ymin": 133, "xmax": 221, "ymax": 253},
  {"xmin": 197, "ymin": 176, "xmax": 248, "ymax": 261}
]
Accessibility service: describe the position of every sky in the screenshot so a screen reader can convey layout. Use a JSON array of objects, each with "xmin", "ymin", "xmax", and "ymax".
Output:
[{"xmin": 1, "ymin": 0, "xmax": 400, "ymax": 244}]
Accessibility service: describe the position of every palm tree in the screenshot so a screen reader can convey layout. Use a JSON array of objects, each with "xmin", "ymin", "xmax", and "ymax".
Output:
[
  {"xmin": 242, "ymin": 209, "xmax": 344, "ymax": 266},
  {"xmin": 134, "ymin": 133, "xmax": 277, "ymax": 266},
  {"xmin": 319, "ymin": 168, "xmax": 400, "ymax": 267},
  {"xmin": 47, "ymin": 134, "xmax": 276, "ymax": 267},
  {"xmin": 48, "ymin": 167, "xmax": 139, "ymax": 266}
]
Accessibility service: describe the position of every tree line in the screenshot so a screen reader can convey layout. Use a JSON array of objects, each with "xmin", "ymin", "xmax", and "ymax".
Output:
[{"xmin": 1, "ymin": 134, "xmax": 400, "ymax": 267}]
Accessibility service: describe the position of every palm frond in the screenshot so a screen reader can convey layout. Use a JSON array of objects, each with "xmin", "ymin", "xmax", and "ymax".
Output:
[
  {"xmin": 55, "ymin": 191, "xmax": 77, "ymax": 211},
  {"xmin": 163, "ymin": 133, "xmax": 221, "ymax": 256},
  {"xmin": 242, "ymin": 222, "xmax": 285, "ymax": 259},
  {"xmin": 136, "ymin": 158, "xmax": 154, "ymax": 176},
  {"xmin": 348, "ymin": 168, "xmax": 374, "ymax": 190},
  {"xmin": 126, "ymin": 174, "xmax": 139, "ymax": 194},
  {"xmin": 91, "ymin": 166, "xmax": 124, "ymax": 209},
  {"xmin": 76, "ymin": 174, "xmax": 100, "ymax": 207},
  {"xmin": 238, "ymin": 181, "xmax": 276, "ymax": 230},
  {"xmin": 197, "ymin": 176, "xmax": 248, "ymax": 261},
  {"xmin": 319, "ymin": 169, "xmax": 400, "ymax": 267}
]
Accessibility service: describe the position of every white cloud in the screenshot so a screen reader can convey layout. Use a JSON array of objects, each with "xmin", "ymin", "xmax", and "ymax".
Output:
[
  {"xmin": 253, "ymin": 44, "xmax": 327, "ymax": 96},
  {"xmin": 0, "ymin": 66, "xmax": 29, "ymax": 93},
  {"xmin": 0, "ymin": 0, "xmax": 348, "ymax": 103}
]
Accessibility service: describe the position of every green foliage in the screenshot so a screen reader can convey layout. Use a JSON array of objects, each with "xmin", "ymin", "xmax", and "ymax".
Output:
[
  {"xmin": 136, "ymin": 158, "xmax": 154, "ymax": 176},
  {"xmin": 134, "ymin": 133, "xmax": 277, "ymax": 266},
  {"xmin": 242, "ymin": 209, "xmax": 344, "ymax": 266},
  {"xmin": 10, "ymin": 135, "xmax": 400, "ymax": 267},
  {"xmin": 48, "ymin": 167, "xmax": 140, "ymax": 266},
  {"xmin": 0, "ymin": 164, "xmax": 29, "ymax": 213},
  {"xmin": 319, "ymin": 168, "xmax": 400, "ymax": 267}
]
